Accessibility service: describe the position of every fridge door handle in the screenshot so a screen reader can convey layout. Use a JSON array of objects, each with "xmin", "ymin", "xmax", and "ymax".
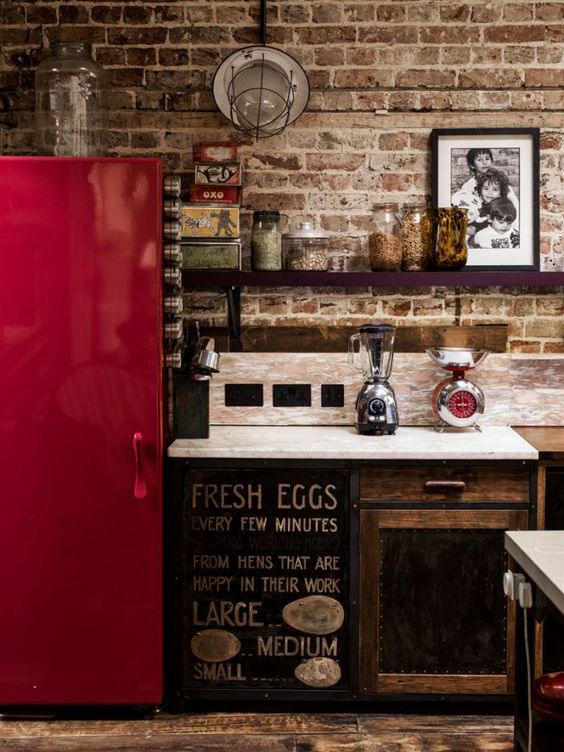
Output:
[{"xmin": 132, "ymin": 432, "xmax": 148, "ymax": 500}]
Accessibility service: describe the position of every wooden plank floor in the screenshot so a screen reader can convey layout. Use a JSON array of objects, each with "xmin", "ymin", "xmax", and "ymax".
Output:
[{"xmin": 0, "ymin": 713, "xmax": 514, "ymax": 751}]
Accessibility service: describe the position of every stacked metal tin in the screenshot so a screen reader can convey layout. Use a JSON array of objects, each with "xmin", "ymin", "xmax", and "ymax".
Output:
[
  {"xmin": 180, "ymin": 141, "xmax": 242, "ymax": 270},
  {"xmin": 162, "ymin": 175, "xmax": 184, "ymax": 369}
]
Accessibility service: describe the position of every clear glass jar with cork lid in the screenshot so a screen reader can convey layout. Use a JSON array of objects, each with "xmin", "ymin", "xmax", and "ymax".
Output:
[{"xmin": 368, "ymin": 203, "xmax": 402, "ymax": 271}]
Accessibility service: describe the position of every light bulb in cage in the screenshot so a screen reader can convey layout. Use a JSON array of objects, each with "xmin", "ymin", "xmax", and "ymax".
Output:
[{"xmin": 213, "ymin": 46, "xmax": 310, "ymax": 139}]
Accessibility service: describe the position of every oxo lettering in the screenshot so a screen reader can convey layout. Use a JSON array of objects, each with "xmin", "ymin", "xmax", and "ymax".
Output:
[{"xmin": 203, "ymin": 190, "xmax": 225, "ymax": 200}]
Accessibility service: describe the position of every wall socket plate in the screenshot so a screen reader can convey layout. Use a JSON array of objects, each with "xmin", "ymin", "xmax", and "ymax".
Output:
[
  {"xmin": 225, "ymin": 383, "xmax": 264, "ymax": 407},
  {"xmin": 321, "ymin": 384, "xmax": 345, "ymax": 407},
  {"xmin": 273, "ymin": 384, "xmax": 311, "ymax": 407}
]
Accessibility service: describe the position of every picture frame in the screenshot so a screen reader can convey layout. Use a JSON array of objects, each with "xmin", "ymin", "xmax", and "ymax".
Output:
[{"xmin": 431, "ymin": 128, "xmax": 540, "ymax": 270}]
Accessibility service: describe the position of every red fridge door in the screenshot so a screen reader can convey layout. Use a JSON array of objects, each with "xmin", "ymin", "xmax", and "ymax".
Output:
[{"xmin": 0, "ymin": 157, "xmax": 163, "ymax": 705}]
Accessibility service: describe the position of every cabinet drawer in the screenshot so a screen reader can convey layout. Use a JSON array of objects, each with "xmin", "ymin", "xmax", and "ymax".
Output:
[{"xmin": 360, "ymin": 465, "xmax": 530, "ymax": 502}]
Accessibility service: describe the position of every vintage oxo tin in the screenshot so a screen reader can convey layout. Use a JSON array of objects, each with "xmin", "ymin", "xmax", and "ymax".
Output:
[
  {"xmin": 180, "ymin": 204, "xmax": 240, "ymax": 239},
  {"xmin": 188, "ymin": 184, "xmax": 242, "ymax": 205},
  {"xmin": 180, "ymin": 240, "xmax": 241, "ymax": 270},
  {"xmin": 194, "ymin": 162, "xmax": 242, "ymax": 186},
  {"xmin": 192, "ymin": 141, "xmax": 239, "ymax": 163}
]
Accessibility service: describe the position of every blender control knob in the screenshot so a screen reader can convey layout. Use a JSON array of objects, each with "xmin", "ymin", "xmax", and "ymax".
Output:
[{"xmin": 368, "ymin": 398, "xmax": 386, "ymax": 416}]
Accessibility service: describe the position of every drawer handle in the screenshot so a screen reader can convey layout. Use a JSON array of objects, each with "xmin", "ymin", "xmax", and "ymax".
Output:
[{"xmin": 424, "ymin": 480, "xmax": 466, "ymax": 490}]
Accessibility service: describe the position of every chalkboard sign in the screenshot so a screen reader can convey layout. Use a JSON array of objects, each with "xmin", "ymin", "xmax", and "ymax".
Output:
[{"xmin": 182, "ymin": 468, "xmax": 350, "ymax": 692}]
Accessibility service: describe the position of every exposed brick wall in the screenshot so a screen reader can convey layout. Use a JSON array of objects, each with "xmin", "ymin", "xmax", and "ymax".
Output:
[{"xmin": 1, "ymin": 0, "xmax": 563, "ymax": 352}]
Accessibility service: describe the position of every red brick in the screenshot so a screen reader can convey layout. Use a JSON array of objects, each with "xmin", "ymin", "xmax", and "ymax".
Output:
[
  {"xmin": 127, "ymin": 48, "xmax": 157, "ymax": 66},
  {"xmin": 459, "ymin": 70, "xmax": 523, "ymax": 88},
  {"xmin": 503, "ymin": 3, "xmax": 534, "ymax": 22},
  {"xmin": 396, "ymin": 70, "xmax": 456, "ymax": 89},
  {"xmin": 376, "ymin": 5, "xmax": 406, "ymax": 22},
  {"xmin": 315, "ymin": 48, "xmax": 345, "ymax": 66},
  {"xmin": 346, "ymin": 48, "xmax": 377, "ymax": 66},
  {"xmin": 107, "ymin": 68, "xmax": 145, "ymax": 87},
  {"xmin": 419, "ymin": 25, "xmax": 481, "ymax": 44},
  {"xmin": 247, "ymin": 154, "xmax": 301, "ymax": 170},
  {"xmin": 535, "ymin": 3, "xmax": 564, "ymax": 21},
  {"xmin": 383, "ymin": 300, "xmax": 412, "ymax": 316},
  {"xmin": 344, "ymin": 4, "xmax": 374, "ymax": 22},
  {"xmin": 146, "ymin": 69, "xmax": 204, "ymax": 90},
  {"xmin": 312, "ymin": 3, "xmax": 343, "ymax": 23},
  {"xmin": 123, "ymin": 6, "xmax": 153, "ymax": 24},
  {"xmin": 440, "ymin": 5, "xmax": 471, "ymax": 22},
  {"xmin": 471, "ymin": 6, "xmax": 502, "ymax": 22},
  {"xmin": 154, "ymin": 6, "xmax": 184, "ymax": 23},
  {"xmin": 60, "ymin": 6, "xmax": 89, "ymax": 24},
  {"xmin": 108, "ymin": 27, "xmax": 167, "ymax": 45},
  {"xmin": 297, "ymin": 26, "xmax": 356, "ymax": 44},
  {"xmin": 547, "ymin": 25, "xmax": 564, "ymax": 41},
  {"xmin": 96, "ymin": 47, "xmax": 127, "ymax": 66},
  {"xmin": 170, "ymin": 27, "xmax": 229, "ymax": 44},
  {"xmin": 26, "ymin": 6, "xmax": 57, "ymax": 23},
  {"xmin": 334, "ymin": 69, "xmax": 394, "ymax": 88},
  {"xmin": 526, "ymin": 68, "xmax": 564, "ymax": 87},
  {"xmin": 91, "ymin": 6, "xmax": 122, "ymax": 23},
  {"xmin": 281, "ymin": 5, "xmax": 311, "ymax": 23},
  {"xmin": 510, "ymin": 339, "xmax": 542, "ymax": 353},
  {"xmin": 379, "ymin": 132, "xmax": 409, "ymax": 150},
  {"xmin": 504, "ymin": 46, "xmax": 536, "ymax": 64},
  {"xmin": 158, "ymin": 49, "xmax": 189, "ymax": 67},
  {"xmin": 485, "ymin": 25, "xmax": 545, "ymax": 42},
  {"xmin": 381, "ymin": 173, "xmax": 413, "ymax": 191},
  {"xmin": 306, "ymin": 153, "xmax": 365, "ymax": 171},
  {"xmin": 358, "ymin": 27, "xmax": 417, "ymax": 44}
]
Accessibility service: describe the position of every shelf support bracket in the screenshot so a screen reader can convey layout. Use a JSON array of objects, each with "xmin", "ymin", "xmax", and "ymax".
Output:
[{"xmin": 224, "ymin": 286, "xmax": 242, "ymax": 352}]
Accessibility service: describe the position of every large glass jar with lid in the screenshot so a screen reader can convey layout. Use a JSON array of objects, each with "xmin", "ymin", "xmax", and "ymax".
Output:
[
  {"xmin": 282, "ymin": 222, "xmax": 329, "ymax": 271},
  {"xmin": 368, "ymin": 203, "xmax": 402, "ymax": 271},
  {"xmin": 35, "ymin": 42, "xmax": 107, "ymax": 156},
  {"xmin": 399, "ymin": 203, "xmax": 433, "ymax": 271},
  {"xmin": 251, "ymin": 210, "xmax": 282, "ymax": 270}
]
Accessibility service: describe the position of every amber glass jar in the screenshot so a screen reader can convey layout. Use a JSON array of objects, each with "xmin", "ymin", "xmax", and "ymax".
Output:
[
  {"xmin": 368, "ymin": 203, "xmax": 402, "ymax": 271},
  {"xmin": 433, "ymin": 207, "xmax": 469, "ymax": 270}
]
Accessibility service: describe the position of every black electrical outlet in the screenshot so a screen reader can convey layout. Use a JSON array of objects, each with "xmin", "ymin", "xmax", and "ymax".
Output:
[
  {"xmin": 321, "ymin": 383, "xmax": 345, "ymax": 407},
  {"xmin": 273, "ymin": 384, "xmax": 311, "ymax": 407},
  {"xmin": 224, "ymin": 383, "xmax": 264, "ymax": 407}
]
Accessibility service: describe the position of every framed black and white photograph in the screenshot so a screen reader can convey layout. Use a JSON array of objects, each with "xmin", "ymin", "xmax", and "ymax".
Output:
[{"xmin": 431, "ymin": 128, "xmax": 540, "ymax": 270}]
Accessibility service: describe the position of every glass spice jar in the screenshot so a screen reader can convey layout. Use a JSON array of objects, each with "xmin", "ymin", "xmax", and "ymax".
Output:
[
  {"xmin": 282, "ymin": 222, "xmax": 330, "ymax": 271},
  {"xmin": 399, "ymin": 203, "xmax": 433, "ymax": 271},
  {"xmin": 35, "ymin": 42, "xmax": 107, "ymax": 157},
  {"xmin": 433, "ymin": 207, "xmax": 469, "ymax": 270},
  {"xmin": 368, "ymin": 203, "xmax": 402, "ymax": 271},
  {"xmin": 251, "ymin": 210, "xmax": 282, "ymax": 270}
]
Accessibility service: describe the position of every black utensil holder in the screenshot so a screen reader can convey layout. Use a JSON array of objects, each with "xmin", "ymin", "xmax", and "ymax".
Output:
[{"xmin": 173, "ymin": 373, "xmax": 209, "ymax": 439}]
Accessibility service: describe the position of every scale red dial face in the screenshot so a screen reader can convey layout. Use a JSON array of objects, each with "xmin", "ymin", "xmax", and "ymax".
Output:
[{"xmin": 447, "ymin": 390, "xmax": 478, "ymax": 419}]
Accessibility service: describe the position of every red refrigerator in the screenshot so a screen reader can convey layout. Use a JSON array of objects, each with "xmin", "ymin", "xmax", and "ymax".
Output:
[{"xmin": 0, "ymin": 157, "xmax": 163, "ymax": 705}]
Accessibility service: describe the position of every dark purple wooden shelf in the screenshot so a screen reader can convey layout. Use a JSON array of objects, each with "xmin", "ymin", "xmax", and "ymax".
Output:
[{"xmin": 183, "ymin": 270, "xmax": 564, "ymax": 288}]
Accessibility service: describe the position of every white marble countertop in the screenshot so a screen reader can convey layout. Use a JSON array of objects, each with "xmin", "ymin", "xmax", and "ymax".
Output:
[
  {"xmin": 168, "ymin": 425, "xmax": 538, "ymax": 460},
  {"xmin": 505, "ymin": 531, "xmax": 564, "ymax": 617}
]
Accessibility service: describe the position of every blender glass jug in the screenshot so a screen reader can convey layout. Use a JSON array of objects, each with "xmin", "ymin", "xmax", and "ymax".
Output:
[{"xmin": 348, "ymin": 323, "xmax": 396, "ymax": 381}]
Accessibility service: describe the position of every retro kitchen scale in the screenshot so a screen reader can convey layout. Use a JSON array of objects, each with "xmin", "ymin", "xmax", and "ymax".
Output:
[{"xmin": 426, "ymin": 347, "xmax": 489, "ymax": 431}]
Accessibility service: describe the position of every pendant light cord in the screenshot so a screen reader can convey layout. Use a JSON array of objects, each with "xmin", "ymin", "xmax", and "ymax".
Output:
[{"xmin": 260, "ymin": 0, "xmax": 267, "ymax": 45}]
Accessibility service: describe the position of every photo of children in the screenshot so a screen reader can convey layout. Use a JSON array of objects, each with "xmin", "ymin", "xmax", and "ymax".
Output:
[
  {"xmin": 473, "ymin": 197, "xmax": 519, "ymax": 249},
  {"xmin": 450, "ymin": 147, "xmax": 520, "ymax": 249}
]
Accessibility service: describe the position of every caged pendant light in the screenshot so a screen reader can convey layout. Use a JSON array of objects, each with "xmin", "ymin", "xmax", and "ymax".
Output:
[{"xmin": 212, "ymin": 0, "xmax": 310, "ymax": 139}]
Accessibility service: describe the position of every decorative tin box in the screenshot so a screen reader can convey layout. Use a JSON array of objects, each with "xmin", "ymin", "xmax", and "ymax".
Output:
[
  {"xmin": 189, "ymin": 184, "xmax": 242, "ymax": 205},
  {"xmin": 194, "ymin": 162, "xmax": 242, "ymax": 186},
  {"xmin": 180, "ymin": 240, "xmax": 241, "ymax": 270},
  {"xmin": 192, "ymin": 141, "xmax": 239, "ymax": 163},
  {"xmin": 180, "ymin": 205, "xmax": 240, "ymax": 238}
]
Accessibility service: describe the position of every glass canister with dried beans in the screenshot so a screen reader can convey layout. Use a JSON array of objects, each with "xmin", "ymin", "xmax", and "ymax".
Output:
[
  {"xmin": 398, "ymin": 203, "xmax": 434, "ymax": 271},
  {"xmin": 368, "ymin": 203, "xmax": 402, "ymax": 271}
]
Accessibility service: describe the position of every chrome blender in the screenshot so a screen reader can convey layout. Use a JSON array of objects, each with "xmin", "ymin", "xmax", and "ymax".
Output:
[{"xmin": 348, "ymin": 323, "xmax": 399, "ymax": 435}]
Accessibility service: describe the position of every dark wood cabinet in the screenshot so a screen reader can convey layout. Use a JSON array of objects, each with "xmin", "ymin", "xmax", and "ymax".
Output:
[
  {"xmin": 357, "ymin": 461, "xmax": 531, "ymax": 697},
  {"xmin": 171, "ymin": 458, "xmax": 534, "ymax": 703}
]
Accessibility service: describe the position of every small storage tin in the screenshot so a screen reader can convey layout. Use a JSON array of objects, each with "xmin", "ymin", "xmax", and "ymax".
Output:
[
  {"xmin": 180, "ymin": 240, "xmax": 241, "ymax": 270},
  {"xmin": 180, "ymin": 205, "xmax": 240, "ymax": 239},
  {"xmin": 194, "ymin": 162, "xmax": 242, "ymax": 186},
  {"xmin": 192, "ymin": 141, "xmax": 239, "ymax": 163},
  {"xmin": 282, "ymin": 222, "xmax": 330, "ymax": 271},
  {"xmin": 189, "ymin": 184, "xmax": 242, "ymax": 205}
]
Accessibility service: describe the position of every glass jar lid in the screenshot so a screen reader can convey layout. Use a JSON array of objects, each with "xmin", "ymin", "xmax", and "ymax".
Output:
[
  {"xmin": 253, "ymin": 210, "xmax": 280, "ymax": 221},
  {"xmin": 282, "ymin": 221, "xmax": 329, "ymax": 239}
]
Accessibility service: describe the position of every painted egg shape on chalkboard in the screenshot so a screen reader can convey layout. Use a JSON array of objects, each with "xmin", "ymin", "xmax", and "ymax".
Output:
[
  {"xmin": 190, "ymin": 629, "xmax": 241, "ymax": 663},
  {"xmin": 282, "ymin": 595, "xmax": 344, "ymax": 635},
  {"xmin": 295, "ymin": 657, "xmax": 341, "ymax": 688}
]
